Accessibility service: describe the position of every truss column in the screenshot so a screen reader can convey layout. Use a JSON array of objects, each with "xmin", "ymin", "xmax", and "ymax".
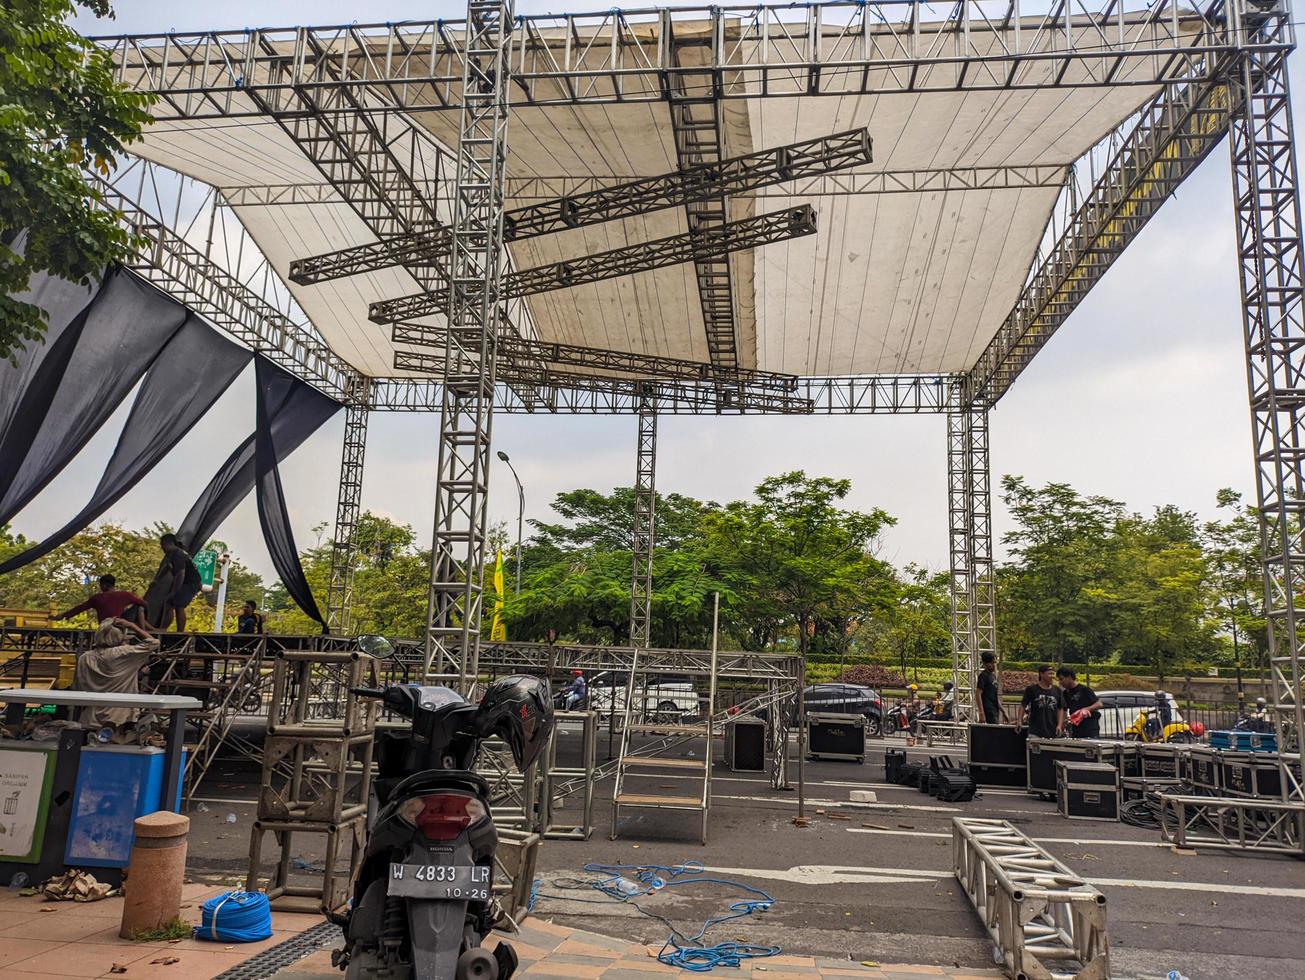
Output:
[
  {"xmin": 1228, "ymin": 19, "xmax": 1305, "ymax": 800},
  {"xmin": 423, "ymin": 0, "xmax": 514, "ymax": 694},
  {"xmin": 630, "ymin": 398, "xmax": 658, "ymax": 649},
  {"xmin": 946, "ymin": 408, "xmax": 976, "ymax": 719},
  {"xmin": 327, "ymin": 396, "xmax": 369, "ymax": 635},
  {"xmin": 965, "ymin": 407, "xmax": 996, "ymax": 724}
]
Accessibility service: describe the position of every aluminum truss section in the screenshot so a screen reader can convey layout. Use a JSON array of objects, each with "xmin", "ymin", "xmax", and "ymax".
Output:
[
  {"xmin": 1158, "ymin": 793, "xmax": 1305, "ymax": 855},
  {"xmin": 290, "ymin": 129, "xmax": 870, "ymax": 285},
  {"xmin": 630, "ymin": 401, "xmax": 658, "ymax": 648},
  {"xmin": 946, "ymin": 405, "xmax": 993, "ymax": 727},
  {"xmin": 423, "ymin": 0, "xmax": 514, "ymax": 692},
  {"xmin": 393, "ymin": 334, "xmax": 797, "ymax": 389},
  {"xmin": 969, "ymin": 56, "xmax": 1239, "ymax": 406},
  {"xmin": 953, "ymin": 818, "xmax": 1110, "ymax": 980},
  {"xmin": 1228, "ymin": 9, "xmax": 1305, "ymax": 800},
  {"xmin": 369, "ymin": 205, "xmax": 817, "ymax": 324},
  {"xmin": 100, "ymin": 1, "xmax": 1241, "ymax": 117},
  {"xmin": 669, "ymin": 28, "xmax": 738, "ymax": 372},
  {"xmin": 326, "ymin": 396, "xmax": 369, "ymax": 635}
]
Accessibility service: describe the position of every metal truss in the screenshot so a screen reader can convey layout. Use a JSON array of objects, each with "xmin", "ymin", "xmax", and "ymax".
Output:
[
  {"xmin": 669, "ymin": 38, "xmax": 738, "ymax": 371},
  {"xmin": 946, "ymin": 397, "xmax": 994, "ymax": 727},
  {"xmin": 392, "ymin": 334, "xmax": 796, "ymax": 389},
  {"xmin": 968, "ymin": 51, "xmax": 1239, "ymax": 405},
  {"xmin": 100, "ymin": 0, "xmax": 1244, "ymax": 118},
  {"xmin": 953, "ymin": 818, "xmax": 1110, "ymax": 980},
  {"xmin": 369, "ymin": 205, "xmax": 817, "ymax": 324},
  {"xmin": 290, "ymin": 129, "xmax": 871, "ymax": 286},
  {"xmin": 1228, "ymin": 7, "xmax": 1305, "ymax": 801},
  {"xmin": 424, "ymin": 0, "xmax": 514, "ymax": 693},
  {"xmin": 326, "ymin": 396, "xmax": 369, "ymax": 635},
  {"xmin": 1159, "ymin": 793, "xmax": 1305, "ymax": 855},
  {"xmin": 630, "ymin": 401, "xmax": 658, "ymax": 648}
]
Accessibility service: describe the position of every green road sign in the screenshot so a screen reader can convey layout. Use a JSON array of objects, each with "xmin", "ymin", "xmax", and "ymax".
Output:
[{"xmin": 194, "ymin": 549, "xmax": 218, "ymax": 589}]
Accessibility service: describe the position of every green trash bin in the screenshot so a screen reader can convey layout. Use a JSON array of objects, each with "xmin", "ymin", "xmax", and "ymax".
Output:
[{"xmin": 0, "ymin": 742, "xmax": 59, "ymax": 864}]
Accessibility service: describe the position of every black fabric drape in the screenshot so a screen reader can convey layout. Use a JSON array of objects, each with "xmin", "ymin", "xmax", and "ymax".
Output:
[
  {"xmin": 177, "ymin": 358, "xmax": 340, "ymax": 555},
  {"xmin": 0, "ymin": 317, "xmax": 251, "ymax": 574},
  {"xmin": 253, "ymin": 359, "xmax": 340, "ymax": 629},
  {"xmin": 0, "ymin": 265, "xmax": 98, "ymax": 440},
  {"xmin": 0, "ymin": 269, "xmax": 190, "ymax": 525}
]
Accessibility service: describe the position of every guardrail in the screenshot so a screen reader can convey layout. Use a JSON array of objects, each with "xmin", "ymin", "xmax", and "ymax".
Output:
[{"xmin": 952, "ymin": 817, "xmax": 1109, "ymax": 980}]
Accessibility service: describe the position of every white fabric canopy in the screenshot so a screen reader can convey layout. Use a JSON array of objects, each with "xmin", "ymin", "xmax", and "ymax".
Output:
[{"xmin": 126, "ymin": 15, "xmax": 1179, "ymax": 379}]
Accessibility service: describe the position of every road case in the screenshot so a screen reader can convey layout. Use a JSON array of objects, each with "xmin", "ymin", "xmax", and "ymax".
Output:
[
  {"xmin": 1180, "ymin": 745, "xmax": 1221, "ymax": 793},
  {"xmin": 1027, "ymin": 738, "xmax": 1120, "ymax": 796},
  {"xmin": 1056, "ymin": 761, "xmax": 1120, "ymax": 821},
  {"xmin": 806, "ymin": 713, "xmax": 865, "ymax": 763},
  {"xmin": 968, "ymin": 724, "xmax": 1027, "ymax": 787}
]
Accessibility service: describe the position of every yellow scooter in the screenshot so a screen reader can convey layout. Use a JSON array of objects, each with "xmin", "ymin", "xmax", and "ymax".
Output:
[{"xmin": 1124, "ymin": 697, "xmax": 1203, "ymax": 743}]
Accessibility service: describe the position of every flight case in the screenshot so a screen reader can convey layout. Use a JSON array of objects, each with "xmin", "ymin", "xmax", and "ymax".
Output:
[
  {"xmin": 806, "ymin": 712, "xmax": 865, "ymax": 763},
  {"xmin": 967, "ymin": 724, "xmax": 1027, "ymax": 787},
  {"xmin": 1056, "ymin": 760, "xmax": 1120, "ymax": 821}
]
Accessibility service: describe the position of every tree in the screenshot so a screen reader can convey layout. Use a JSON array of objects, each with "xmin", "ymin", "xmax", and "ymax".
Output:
[
  {"xmin": 883, "ymin": 564, "xmax": 951, "ymax": 681},
  {"xmin": 1201, "ymin": 489, "xmax": 1269, "ymax": 687},
  {"xmin": 704, "ymin": 472, "xmax": 896, "ymax": 662},
  {"xmin": 0, "ymin": 1, "xmax": 154, "ymax": 360}
]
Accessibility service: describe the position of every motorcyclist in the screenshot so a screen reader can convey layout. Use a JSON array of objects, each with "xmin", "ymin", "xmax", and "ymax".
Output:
[
  {"xmin": 936, "ymin": 681, "xmax": 955, "ymax": 721},
  {"xmin": 563, "ymin": 669, "xmax": 587, "ymax": 710},
  {"xmin": 1247, "ymin": 696, "xmax": 1273, "ymax": 733}
]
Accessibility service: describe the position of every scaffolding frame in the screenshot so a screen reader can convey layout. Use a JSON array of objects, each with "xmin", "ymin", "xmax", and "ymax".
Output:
[
  {"xmin": 630, "ymin": 400, "xmax": 658, "ymax": 650},
  {"xmin": 947, "ymin": 398, "xmax": 994, "ymax": 727},
  {"xmin": 423, "ymin": 0, "xmax": 514, "ymax": 692}
]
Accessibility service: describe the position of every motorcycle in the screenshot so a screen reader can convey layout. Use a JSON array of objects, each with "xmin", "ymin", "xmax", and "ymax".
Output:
[
  {"xmin": 885, "ymin": 698, "xmax": 920, "ymax": 737},
  {"xmin": 1124, "ymin": 705, "xmax": 1204, "ymax": 744},
  {"xmin": 335, "ymin": 639, "xmax": 553, "ymax": 980}
]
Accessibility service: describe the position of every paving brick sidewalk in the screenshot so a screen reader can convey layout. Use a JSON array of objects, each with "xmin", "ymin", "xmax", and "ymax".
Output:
[{"xmin": 271, "ymin": 916, "xmax": 1004, "ymax": 979}]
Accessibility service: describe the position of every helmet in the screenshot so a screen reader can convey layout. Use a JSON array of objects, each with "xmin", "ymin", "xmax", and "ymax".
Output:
[
  {"xmin": 475, "ymin": 674, "xmax": 554, "ymax": 771},
  {"xmin": 1190, "ymin": 722, "xmax": 1206, "ymax": 736},
  {"xmin": 908, "ymin": 684, "xmax": 919, "ymax": 692},
  {"xmin": 1256, "ymin": 697, "xmax": 1267, "ymax": 707},
  {"xmin": 571, "ymin": 669, "xmax": 583, "ymax": 676}
]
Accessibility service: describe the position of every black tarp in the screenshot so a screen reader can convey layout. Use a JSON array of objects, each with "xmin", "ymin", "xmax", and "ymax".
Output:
[
  {"xmin": 0, "ymin": 269, "xmax": 191, "ymax": 526},
  {"xmin": 177, "ymin": 358, "xmax": 341, "ymax": 555},
  {"xmin": 253, "ymin": 359, "xmax": 339, "ymax": 629},
  {"xmin": 0, "ymin": 316, "xmax": 251, "ymax": 574}
]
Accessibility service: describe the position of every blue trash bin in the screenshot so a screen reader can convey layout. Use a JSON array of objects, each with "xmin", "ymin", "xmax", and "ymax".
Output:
[{"xmin": 65, "ymin": 745, "xmax": 186, "ymax": 868}]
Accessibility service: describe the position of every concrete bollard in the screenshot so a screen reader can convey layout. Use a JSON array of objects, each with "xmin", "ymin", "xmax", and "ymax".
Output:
[{"xmin": 119, "ymin": 811, "xmax": 191, "ymax": 939}]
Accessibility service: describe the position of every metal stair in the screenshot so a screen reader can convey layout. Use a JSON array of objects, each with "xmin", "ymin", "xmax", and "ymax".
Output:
[{"xmin": 611, "ymin": 612, "xmax": 719, "ymax": 844}]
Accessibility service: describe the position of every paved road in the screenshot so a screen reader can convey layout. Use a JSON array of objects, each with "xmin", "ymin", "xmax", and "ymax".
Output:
[{"xmin": 187, "ymin": 729, "xmax": 1305, "ymax": 980}]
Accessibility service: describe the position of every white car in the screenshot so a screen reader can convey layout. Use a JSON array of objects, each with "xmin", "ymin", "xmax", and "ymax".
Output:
[
  {"xmin": 1094, "ymin": 690, "xmax": 1184, "ymax": 739},
  {"xmin": 585, "ymin": 671, "xmax": 700, "ymax": 722}
]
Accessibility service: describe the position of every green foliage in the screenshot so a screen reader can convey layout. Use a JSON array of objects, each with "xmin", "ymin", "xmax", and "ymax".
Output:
[{"xmin": 0, "ymin": 1, "xmax": 154, "ymax": 360}]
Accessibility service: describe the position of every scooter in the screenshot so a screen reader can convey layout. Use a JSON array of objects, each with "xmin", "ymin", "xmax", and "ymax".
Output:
[
  {"xmin": 1124, "ymin": 705, "xmax": 1204, "ymax": 744},
  {"xmin": 334, "ymin": 653, "xmax": 553, "ymax": 980}
]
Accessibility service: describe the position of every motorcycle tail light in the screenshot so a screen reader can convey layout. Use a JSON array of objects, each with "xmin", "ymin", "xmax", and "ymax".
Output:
[{"xmin": 399, "ymin": 793, "xmax": 488, "ymax": 841}]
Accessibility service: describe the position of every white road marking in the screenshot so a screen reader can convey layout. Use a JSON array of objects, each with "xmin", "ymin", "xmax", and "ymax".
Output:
[
  {"xmin": 717, "ymin": 792, "xmax": 1047, "ymax": 817},
  {"xmin": 848, "ymin": 827, "xmax": 1168, "ymax": 848},
  {"xmin": 703, "ymin": 864, "xmax": 1305, "ymax": 899}
]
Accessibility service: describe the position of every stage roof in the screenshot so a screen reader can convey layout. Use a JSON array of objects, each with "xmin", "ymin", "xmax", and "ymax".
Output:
[{"xmin": 118, "ymin": 9, "xmax": 1207, "ymax": 381}]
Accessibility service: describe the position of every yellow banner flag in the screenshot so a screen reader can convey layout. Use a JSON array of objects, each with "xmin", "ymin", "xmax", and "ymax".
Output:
[{"xmin": 490, "ymin": 550, "xmax": 507, "ymax": 642}]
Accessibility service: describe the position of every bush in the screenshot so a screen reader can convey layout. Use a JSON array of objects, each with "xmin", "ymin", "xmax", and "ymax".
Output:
[
  {"xmin": 1000, "ymin": 670, "xmax": 1037, "ymax": 694},
  {"xmin": 1094, "ymin": 672, "xmax": 1149, "ymax": 690},
  {"xmin": 838, "ymin": 663, "xmax": 906, "ymax": 688}
]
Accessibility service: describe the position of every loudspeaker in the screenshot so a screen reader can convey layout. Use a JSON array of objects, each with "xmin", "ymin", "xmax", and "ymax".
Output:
[
  {"xmin": 724, "ymin": 718, "xmax": 766, "ymax": 772},
  {"xmin": 968, "ymin": 724, "xmax": 1028, "ymax": 766}
]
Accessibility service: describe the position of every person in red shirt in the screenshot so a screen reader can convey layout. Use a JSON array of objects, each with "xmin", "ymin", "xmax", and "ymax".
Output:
[{"xmin": 55, "ymin": 575, "xmax": 149, "ymax": 629}]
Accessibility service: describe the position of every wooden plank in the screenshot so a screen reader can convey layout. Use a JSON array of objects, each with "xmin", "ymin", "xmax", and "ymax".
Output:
[
  {"xmin": 615, "ymin": 792, "xmax": 703, "ymax": 807},
  {"xmin": 622, "ymin": 756, "xmax": 707, "ymax": 769}
]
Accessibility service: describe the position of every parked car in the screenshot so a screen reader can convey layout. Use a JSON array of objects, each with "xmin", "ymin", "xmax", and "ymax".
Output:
[
  {"xmin": 586, "ymin": 670, "xmax": 700, "ymax": 722},
  {"xmin": 792, "ymin": 683, "xmax": 883, "ymax": 736},
  {"xmin": 1095, "ymin": 690, "xmax": 1185, "ymax": 739}
]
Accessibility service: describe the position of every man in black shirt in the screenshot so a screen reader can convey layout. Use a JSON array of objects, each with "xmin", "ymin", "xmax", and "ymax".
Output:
[
  {"xmin": 975, "ymin": 651, "xmax": 1004, "ymax": 724},
  {"xmin": 1018, "ymin": 665, "xmax": 1065, "ymax": 738},
  {"xmin": 1057, "ymin": 667, "xmax": 1102, "ymax": 739},
  {"xmin": 150, "ymin": 533, "xmax": 202, "ymax": 632}
]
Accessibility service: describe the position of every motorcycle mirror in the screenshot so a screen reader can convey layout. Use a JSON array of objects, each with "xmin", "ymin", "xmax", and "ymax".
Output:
[{"xmin": 358, "ymin": 634, "xmax": 395, "ymax": 659}]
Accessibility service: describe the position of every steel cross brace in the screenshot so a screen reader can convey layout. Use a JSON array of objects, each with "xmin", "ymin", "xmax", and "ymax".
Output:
[
  {"xmin": 289, "ymin": 129, "xmax": 870, "ymax": 285},
  {"xmin": 326, "ymin": 395, "xmax": 370, "ymax": 635},
  {"xmin": 370, "ymin": 205, "xmax": 817, "ymax": 323},
  {"xmin": 1227, "ymin": 3, "xmax": 1305, "ymax": 799}
]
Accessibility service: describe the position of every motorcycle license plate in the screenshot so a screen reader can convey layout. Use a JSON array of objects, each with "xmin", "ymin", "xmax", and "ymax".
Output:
[{"xmin": 388, "ymin": 863, "xmax": 491, "ymax": 901}]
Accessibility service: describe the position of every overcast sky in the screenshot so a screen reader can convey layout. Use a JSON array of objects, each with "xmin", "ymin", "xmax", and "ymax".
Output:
[{"xmin": 18, "ymin": 1, "xmax": 1291, "ymax": 583}]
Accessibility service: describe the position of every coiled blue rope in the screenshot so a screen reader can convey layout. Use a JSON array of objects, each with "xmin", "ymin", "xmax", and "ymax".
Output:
[
  {"xmin": 579, "ymin": 862, "xmax": 780, "ymax": 972},
  {"xmin": 194, "ymin": 890, "xmax": 273, "ymax": 943}
]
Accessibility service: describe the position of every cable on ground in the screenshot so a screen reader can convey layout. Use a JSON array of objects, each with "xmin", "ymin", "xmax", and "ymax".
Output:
[{"xmin": 195, "ymin": 889, "xmax": 273, "ymax": 943}]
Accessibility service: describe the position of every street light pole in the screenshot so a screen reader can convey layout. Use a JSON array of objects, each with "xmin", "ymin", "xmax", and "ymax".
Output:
[{"xmin": 496, "ymin": 451, "xmax": 525, "ymax": 593}]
